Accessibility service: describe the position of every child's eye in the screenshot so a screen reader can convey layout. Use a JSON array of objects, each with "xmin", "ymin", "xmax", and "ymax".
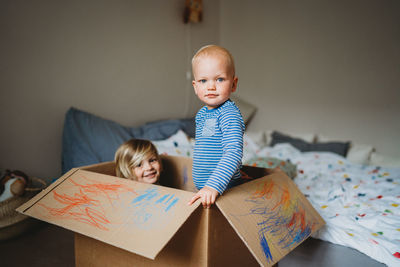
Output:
[
  {"xmin": 199, "ymin": 79, "xmax": 207, "ymax": 83},
  {"xmin": 149, "ymin": 158, "xmax": 158, "ymax": 163},
  {"xmin": 217, "ymin": 78, "xmax": 225, "ymax": 82},
  {"xmin": 137, "ymin": 162, "xmax": 142, "ymax": 168}
]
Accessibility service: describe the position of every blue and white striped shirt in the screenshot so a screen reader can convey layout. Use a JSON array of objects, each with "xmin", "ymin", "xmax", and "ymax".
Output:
[{"xmin": 193, "ymin": 99, "xmax": 245, "ymax": 194}]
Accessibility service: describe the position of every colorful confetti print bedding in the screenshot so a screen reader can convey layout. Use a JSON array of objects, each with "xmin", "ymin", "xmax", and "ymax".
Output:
[{"xmin": 251, "ymin": 143, "xmax": 400, "ymax": 267}]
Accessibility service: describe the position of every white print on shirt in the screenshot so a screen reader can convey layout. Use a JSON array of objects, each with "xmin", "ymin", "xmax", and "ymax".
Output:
[{"xmin": 202, "ymin": 118, "xmax": 217, "ymax": 137}]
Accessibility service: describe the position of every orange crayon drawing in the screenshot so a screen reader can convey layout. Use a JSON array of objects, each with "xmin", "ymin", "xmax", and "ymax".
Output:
[
  {"xmin": 70, "ymin": 176, "xmax": 136, "ymax": 205},
  {"xmin": 38, "ymin": 177, "xmax": 137, "ymax": 230},
  {"xmin": 272, "ymin": 186, "xmax": 291, "ymax": 211},
  {"xmin": 39, "ymin": 189, "xmax": 110, "ymax": 230},
  {"xmin": 253, "ymin": 180, "xmax": 275, "ymax": 199}
]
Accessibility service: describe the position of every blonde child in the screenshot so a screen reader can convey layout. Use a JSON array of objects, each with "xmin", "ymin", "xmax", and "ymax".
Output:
[
  {"xmin": 188, "ymin": 45, "xmax": 245, "ymax": 208},
  {"xmin": 114, "ymin": 139, "xmax": 162, "ymax": 184}
]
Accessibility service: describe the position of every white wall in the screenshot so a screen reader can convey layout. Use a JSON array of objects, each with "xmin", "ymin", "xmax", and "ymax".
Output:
[
  {"xmin": 0, "ymin": 0, "xmax": 219, "ymax": 180},
  {"xmin": 220, "ymin": 0, "xmax": 400, "ymax": 157}
]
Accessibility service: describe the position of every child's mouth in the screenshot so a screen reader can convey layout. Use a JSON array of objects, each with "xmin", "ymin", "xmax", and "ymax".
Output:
[{"xmin": 144, "ymin": 171, "xmax": 157, "ymax": 178}]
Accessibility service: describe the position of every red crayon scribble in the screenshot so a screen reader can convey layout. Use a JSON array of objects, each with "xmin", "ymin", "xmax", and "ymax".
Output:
[
  {"xmin": 287, "ymin": 207, "xmax": 306, "ymax": 232},
  {"xmin": 38, "ymin": 178, "xmax": 137, "ymax": 230},
  {"xmin": 52, "ymin": 189, "xmax": 99, "ymax": 213},
  {"xmin": 252, "ymin": 181, "xmax": 292, "ymax": 211},
  {"xmin": 253, "ymin": 181, "xmax": 275, "ymax": 199},
  {"xmin": 70, "ymin": 178, "xmax": 136, "ymax": 204},
  {"xmin": 39, "ymin": 189, "xmax": 110, "ymax": 230},
  {"xmin": 272, "ymin": 187, "xmax": 291, "ymax": 211}
]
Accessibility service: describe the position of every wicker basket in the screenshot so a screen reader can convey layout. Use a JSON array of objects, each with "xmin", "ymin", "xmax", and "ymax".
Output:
[{"xmin": 0, "ymin": 177, "xmax": 47, "ymax": 240}]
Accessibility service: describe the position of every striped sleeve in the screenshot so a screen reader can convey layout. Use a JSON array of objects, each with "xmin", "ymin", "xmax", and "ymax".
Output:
[{"xmin": 204, "ymin": 104, "xmax": 245, "ymax": 194}]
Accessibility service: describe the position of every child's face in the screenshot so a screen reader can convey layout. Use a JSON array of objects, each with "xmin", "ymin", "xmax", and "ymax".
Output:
[
  {"xmin": 132, "ymin": 154, "xmax": 161, "ymax": 184},
  {"xmin": 192, "ymin": 54, "xmax": 238, "ymax": 109}
]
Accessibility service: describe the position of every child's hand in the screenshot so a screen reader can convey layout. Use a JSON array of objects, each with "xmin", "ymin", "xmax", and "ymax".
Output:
[{"xmin": 187, "ymin": 186, "xmax": 219, "ymax": 208}]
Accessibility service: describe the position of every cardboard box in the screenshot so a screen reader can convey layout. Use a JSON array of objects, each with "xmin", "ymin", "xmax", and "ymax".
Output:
[{"xmin": 17, "ymin": 155, "xmax": 324, "ymax": 266}]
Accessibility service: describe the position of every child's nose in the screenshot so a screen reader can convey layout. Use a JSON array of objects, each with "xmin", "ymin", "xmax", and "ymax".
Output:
[
  {"xmin": 207, "ymin": 81, "xmax": 216, "ymax": 90},
  {"xmin": 143, "ymin": 161, "xmax": 153, "ymax": 170}
]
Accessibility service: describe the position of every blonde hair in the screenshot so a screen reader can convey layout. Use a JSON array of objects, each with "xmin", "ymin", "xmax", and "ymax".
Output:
[
  {"xmin": 192, "ymin": 44, "xmax": 236, "ymax": 76},
  {"xmin": 114, "ymin": 139, "xmax": 161, "ymax": 180}
]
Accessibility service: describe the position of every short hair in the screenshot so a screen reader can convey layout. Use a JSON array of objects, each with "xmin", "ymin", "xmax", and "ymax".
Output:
[
  {"xmin": 114, "ymin": 139, "xmax": 161, "ymax": 180},
  {"xmin": 192, "ymin": 44, "xmax": 235, "ymax": 76}
]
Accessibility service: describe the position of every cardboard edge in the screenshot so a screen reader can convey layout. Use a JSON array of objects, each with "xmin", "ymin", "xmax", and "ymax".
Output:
[
  {"xmin": 16, "ymin": 168, "xmax": 80, "ymax": 214},
  {"xmin": 79, "ymin": 161, "xmax": 113, "ymax": 170}
]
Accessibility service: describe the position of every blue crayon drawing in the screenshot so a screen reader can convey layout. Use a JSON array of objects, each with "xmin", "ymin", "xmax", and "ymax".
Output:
[
  {"xmin": 166, "ymin": 198, "xmax": 179, "ymax": 212},
  {"xmin": 260, "ymin": 232, "xmax": 273, "ymax": 262},
  {"xmin": 132, "ymin": 188, "xmax": 159, "ymax": 204},
  {"xmin": 129, "ymin": 187, "xmax": 180, "ymax": 229},
  {"xmin": 155, "ymin": 193, "xmax": 170, "ymax": 204}
]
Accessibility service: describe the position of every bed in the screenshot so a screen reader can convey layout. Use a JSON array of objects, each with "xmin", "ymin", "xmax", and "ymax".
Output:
[{"xmin": 61, "ymin": 107, "xmax": 400, "ymax": 267}]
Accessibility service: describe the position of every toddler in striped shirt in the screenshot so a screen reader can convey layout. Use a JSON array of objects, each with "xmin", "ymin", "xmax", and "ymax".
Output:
[{"xmin": 188, "ymin": 45, "xmax": 245, "ymax": 208}]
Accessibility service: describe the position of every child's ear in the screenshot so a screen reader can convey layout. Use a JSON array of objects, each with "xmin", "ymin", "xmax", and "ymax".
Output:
[
  {"xmin": 192, "ymin": 80, "xmax": 198, "ymax": 95},
  {"xmin": 231, "ymin": 76, "xmax": 238, "ymax": 92}
]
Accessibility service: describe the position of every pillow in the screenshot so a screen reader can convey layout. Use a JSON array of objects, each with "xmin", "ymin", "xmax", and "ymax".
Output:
[
  {"xmin": 369, "ymin": 152, "xmax": 400, "ymax": 168},
  {"xmin": 142, "ymin": 117, "xmax": 195, "ymax": 139},
  {"xmin": 61, "ymin": 107, "xmax": 196, "ymax": 173},
  {"xmin": 244, "ymin": 130, "xmax": 267, "ymax": 147},
  {"xmin": 152, "ymin": 130, "xmax": 193, "ymax": 158},
  {"xmin": 244, "ymin": 157, "xmax": 297, "ymax": 179},
  {"xmin": 346, "ymin": 144, "xmax": 375, "ymax": 165},
  {"xmin": 307, "ymin": 142, "xmax": 351, "ymax": 157},
  {"xmin": 270, "ymin": 131, "xmax": 310, "ymax": 151},
  {"xmin": 317, "ymin": 135, "xmax": 374, "ymax": 164},
  {"xmin": 265, "ymin": 130, "xmax": 315, "ymax": 146},
  {"xmin": 230, "ymin": 95, "xmax": 257, "ymax": 126},
  {"xmin": 62, "ymin": 107, "xmax": 135, "ymax": 173},
  {"xmin": 270, "ymin": 131, "xmax": 350, "ymax": 156}
]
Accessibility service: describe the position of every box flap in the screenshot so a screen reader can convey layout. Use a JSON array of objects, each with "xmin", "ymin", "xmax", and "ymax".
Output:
[
  {"xmin": 216, "ymin": 171, "xmax": 325, "ymax": 266},
  {"xmin": 17, "ymin": 169, "xmax": 200, "ymax": 260}
]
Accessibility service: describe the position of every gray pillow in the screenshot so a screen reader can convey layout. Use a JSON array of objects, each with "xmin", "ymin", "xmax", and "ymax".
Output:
[{"xmin": 270, "ymin": 131, "xmax": 350, "ymax": 156}]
